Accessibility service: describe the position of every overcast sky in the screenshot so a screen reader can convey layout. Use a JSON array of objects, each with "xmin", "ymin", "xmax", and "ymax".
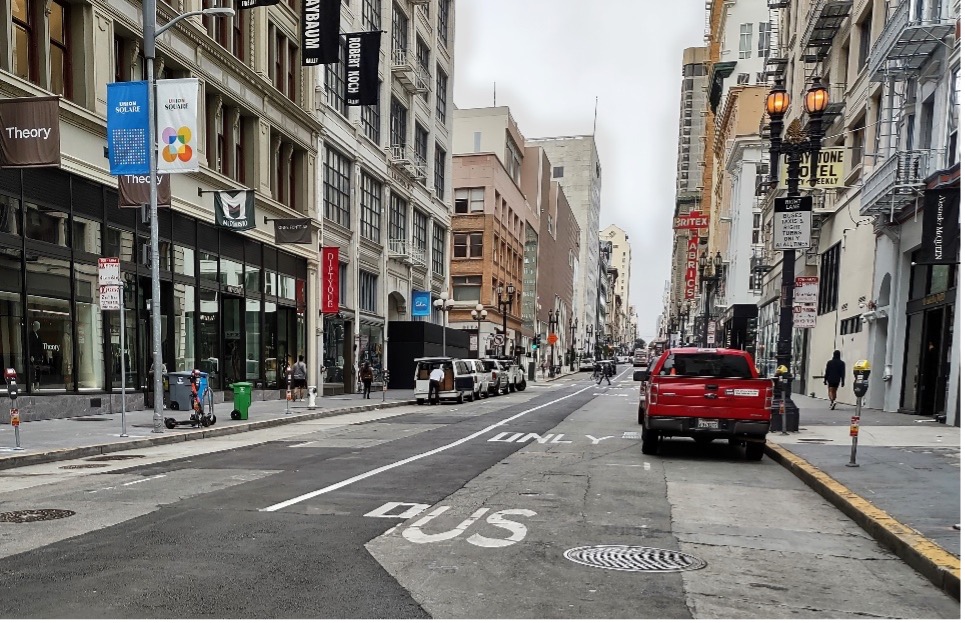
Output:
[{"xmin": 453, "ymin": 0, "xmax": 706, "ymax": 341}]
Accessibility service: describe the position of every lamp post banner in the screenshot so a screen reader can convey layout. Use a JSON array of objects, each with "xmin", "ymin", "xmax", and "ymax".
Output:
[
  {"xmin": 107, "ymin": 81, "xmax": 151, "ymax": 175},
  {"xmin": 214, "ymin": 190, "xmax": 255, "ymax": 231},
  {"xmin": 411, "ymin": 290, "xmax": 431, "ymax": 317},
  {"xmin": 321, "ymin": 246, "xmax": 340, "ymax": 313},
  {"xmin": 918, "ymin": 188, "xmax": 960, "ymax": 265},
  {"xmin": 0, "ymin": 95, "xmax": 61, "ymax": 168},
  {"xmin": 155, "ymin": 78, "xmax": 200, "ymax": 173},
  {"xmin": 773, "ymin": 195, "xmax": 813, "ymax": 250},
  {"xmin": 273, "ymin": 218, "xmax": 313, "ymax": 244},
  {"xmin": 345, "ymin": 32, "xmax": 381, "ymax": 106},
  {"xmin": 301, "ymin": 0, "xmax": 341, "ymax": 65},
  {"xmin": 118, "ymin": 173, "xmax": 171, "ymax": 208}
]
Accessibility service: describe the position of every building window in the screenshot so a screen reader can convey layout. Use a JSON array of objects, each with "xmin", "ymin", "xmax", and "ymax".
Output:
[
  {"xmin": 552, "ymin": 166, "xmax": 564, "ymax": 178},
  {"xmin": 359, "ymin": 270, "xmax": 378, "ymax": 312},
  {"xmin": 454, "ymin": 187, "xmax": 484, "ymax": 213},
  {"xmin": 325, "ymin": 34, "xmax": 348, "ymax": 116},
  {"xmin": 435, "ymin": 65, "xmax": 448, "ymax": 123},
  {"xmin": 392, "ymin": 3, "xmax": 408, "ymax": 55},
  {"xmin": 324, "ymin": 147, "xmax": 351, "ymax": 228},
  {"xmin": 413, "ymin": 209, "xmax": 428, "ymax": 252},
  {"xmin": 417, "ymin": 38, "xmax": 430, "ymax": 102},
  {"xmin": 437, "ymin": 0, "xmax": 450, "ymax": 48},
  {"xmin": 857, "ymin": 14, "xmax": 871, "ymax": 67},
  {"xmin": 339, "ymin": 261, "xmax": 348, "ymax": 304},
  {"xmin": 453, "ymin": 232, "xmax": 483, "ymax": 259},
  {"xmin": 414, "ymin": 123, "xmax": 429, "ymax": 169},
  {"xmin": 850, "ymin": 117, "xmax": 865, "ymax": 171},
  {"xmin": 49, "ymin": 0, "xmax": 69, "ymax": 98},
  {"xmin": 360, "ymin": 172, "xmax": 382, "ymax": 243},
  {"xmin": 840, "ymin": 314, "xmax": 864, "ymax": 335},
  {"xmin": 390, "ymin": 97, "xmax": 407, "ymax": 148},
  {"xmin": 431, "ymin": 221, "xmax": 445, "ymax": 275},
  {"xmin": 12, "ymin": 0, "xmax": 36, "ymax": 84},
  {"xmin": 361, "ymin": 81, "xmax": 381, "ymax": 144},
  {"xmin": 739, "ymin": 23, "xmax": 752, "ymax": 59},
  {"xmin": 389, "ymin": 194, "xmax": 407, "ymax": 242},
  {"xmin": 452, "ymin": 275, "xmax": 482, "ymax": 301},
  {"xmin": 818, "ymin": 243, "xmax": 841, "ymax": 315},
  {"xmin": 433, "ymin": 144, "xmax": 446, "ymax": 199},
  {"xmin": 362, "ymin": 0, "xmax": 381, "ymax": 31},
  {"xmin": 505, "ymin": 137, "xmax": 522, "ymax": 185},
  {"xmin": 758, "ymin": 21, "xmax": 771, "ymax": 58},
  {"xmin": 949, "ymin": 66, "xmax": 960, "ymax": 167}
]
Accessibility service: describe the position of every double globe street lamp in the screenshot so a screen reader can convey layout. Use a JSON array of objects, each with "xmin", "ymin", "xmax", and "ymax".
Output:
[
  {"xmin": 699, "ymin": 251, "xmax": 723, "ymax": 348},
  {"xmin": 433, "ymin": 292, "xmax": 455, "ymax": 357},
  {"xmin": 547, "ymin": 308, "xmax": 560, "ymax": 378},
  {"xmin": 569, "ymin": 318, "xmax": 578, "ymax": 371},
  {"xmin": 471, "ymin": 303, "xmax": 488, "ymax": 357},
  {"xmin": 496, "ymin": 283, "xmax": 516, "ymax": 357}
]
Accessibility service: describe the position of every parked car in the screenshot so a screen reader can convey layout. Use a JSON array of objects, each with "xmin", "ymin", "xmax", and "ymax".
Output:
[
  {"xmin": 480, "ymin": 358, "xmax": 510, "ymax": 395},
  {"xmin": 463, "ymin": 359, "xmax": 491, "ymax": 399},
  {"xmin": 496, "ymin": 358, "xmax": 526, "ymax": 391},
  {"xmin": 634, "ymin": 348, "xmax": 774, "ymax": 460},
  {"xmin": 413, "ymin": 357, "xmax": 474, "ymax": 404},
  {"xmin": 579, "ymin": 358, "xmax": 596, "ymax": 372}
]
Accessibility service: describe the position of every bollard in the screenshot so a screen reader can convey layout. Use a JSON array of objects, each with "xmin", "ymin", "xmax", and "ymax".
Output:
[
  {"xmin": 382, "ymin": 370, "xmax": 390, "ymax": 402},
  {"xmin": 307, "ymin": 386, "xmax": 317, "ymax": 410}
]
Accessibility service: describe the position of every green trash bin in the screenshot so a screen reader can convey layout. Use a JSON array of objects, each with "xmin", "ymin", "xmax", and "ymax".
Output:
[{"xmin": 230, "ymin": 382, "xmax": 253, "ymax": 420}]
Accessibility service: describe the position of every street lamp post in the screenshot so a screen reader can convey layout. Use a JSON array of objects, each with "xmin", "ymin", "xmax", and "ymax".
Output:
[
  {"xmin": 547, "ymin": 309, "xmax": 560, "ymax": 378},
  {"xmin": 699, "ymin": 251, "xmax": 723, "ymax": 348},
  {"xmin": 471, "ymin": 303, "xmax": 488, "ymax": 357},
  {"xmin": 433, "ymin": 292, "xmax": 455, "ymax": 357},
  {"xmin": 496, "ymin": 283, "xmax": 516, "ymax": 357},
  {"xmin": 569, "ymin": 318, "xmax": 578, "ymax": 371},
  {"xmin": 143, "ymin": 1, "xmax": 234, "ymax": 433},
  {"xmin": 766, "ymin": 77, "xmax": 829, "ymax": 427}
]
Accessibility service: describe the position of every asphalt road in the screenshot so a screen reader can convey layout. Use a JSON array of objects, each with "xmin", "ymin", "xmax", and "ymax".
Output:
[{"xmin": 0, "ymin": 370, "xmax": 958, "ymax": 619}]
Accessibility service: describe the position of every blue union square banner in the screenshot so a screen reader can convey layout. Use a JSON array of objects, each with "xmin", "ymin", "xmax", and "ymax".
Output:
[{"xmin": 107, "ymin": 81, "xmax": 150, "ymax": 176}]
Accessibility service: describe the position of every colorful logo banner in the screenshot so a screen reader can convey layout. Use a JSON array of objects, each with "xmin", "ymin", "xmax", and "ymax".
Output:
[
  {"xmin": 214, "ymin": 190, "xmax": 255, "ymax": 231},
  {"xmin": 107, "ymin": 81, "xmax": 150, "ymax": 175},
  {"xmin": 321, "ymin": 246, "xmax": 340, "ymax": 313},
  {"xmin": 0, "ymin": 96, "xmax": 61, "ymax": 168},
  {"xmin": 155, "ymin": 78, "xmax": 199, "ymax": 174}
]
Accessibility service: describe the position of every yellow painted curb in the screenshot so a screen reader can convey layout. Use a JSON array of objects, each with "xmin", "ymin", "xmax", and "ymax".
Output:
[{"xmin": 765, "ymin": 441, "xmax": 960, "ymax": 601}]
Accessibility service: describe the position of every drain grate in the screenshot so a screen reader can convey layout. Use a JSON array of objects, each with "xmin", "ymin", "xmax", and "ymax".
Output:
[
  {"xmin": 70, "ymin": 417, "xmax": 112, "ymax": 422},
  {"xmin": 60, "ymin": 463, "xmax": 110, "ymax": 469},
  {"xmin": 0, "ymin": 509, "xmax": 76, "ymax": 523},
  {"xmin": 83, "ymin": 455, "xmax": 146, "ymax": 462},
  {"xmin": 563, "ymin": 545, "xmax": 706, "ymax": 573}
]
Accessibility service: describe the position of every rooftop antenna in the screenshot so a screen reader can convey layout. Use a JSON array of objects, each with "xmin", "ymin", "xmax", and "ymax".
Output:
[{"xmin": 592, "ymin": 96, "xmax": 599, "ymax": 136}]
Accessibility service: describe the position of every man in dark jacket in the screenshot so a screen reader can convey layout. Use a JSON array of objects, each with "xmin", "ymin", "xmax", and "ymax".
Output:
[{"xmin": 824, "ymin": 350, "xmax": 846, "ymax": 409}]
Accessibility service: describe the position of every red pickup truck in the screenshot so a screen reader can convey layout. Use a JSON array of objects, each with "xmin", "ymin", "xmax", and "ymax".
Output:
[{"xmin": 633, "ymin": 348, "xmax": 774, "ymax": 460}]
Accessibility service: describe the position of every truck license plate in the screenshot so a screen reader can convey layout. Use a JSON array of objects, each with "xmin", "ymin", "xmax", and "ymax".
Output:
[{"xmin": 697, "ymin": 419, "xmax": 720, "ymax": 429}]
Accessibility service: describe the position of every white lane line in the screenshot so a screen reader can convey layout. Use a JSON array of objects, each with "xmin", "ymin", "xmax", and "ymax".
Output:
[
  {"xmin": 261, "ymin": 385, "xmax": 595, "ymax": 512},
  {"xmin": 122, "ymin": 474, "xmax": 167, "ymax": 486}
]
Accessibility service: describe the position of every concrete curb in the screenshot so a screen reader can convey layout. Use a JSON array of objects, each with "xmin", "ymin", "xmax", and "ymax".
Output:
[
  {"xmin": 765, "ymin": 442, "xmax": 961, "ymax": 601},
  {"xmin": 0, "ymin": 399, "xmax": 416, "ymax": 471}
]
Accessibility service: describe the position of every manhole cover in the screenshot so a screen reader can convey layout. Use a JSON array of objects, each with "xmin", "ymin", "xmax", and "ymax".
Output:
[
  {"xmin": 83, "ymin": 455, "xmax": 146, "ymax": 462},
  {"xmin": 70, "ymin": 417, "xmax": 112, "ymax": 422},
  {"xmin": 59, "ymin": 463, "xmax": 110, "ymax": 469},
  {"xmin": 563, "ymin": 545, "xmax": 706, "ymax": 573},
  {"xmin": 0, "ymin": 509, "xmax": 76, "ymax": 523}
]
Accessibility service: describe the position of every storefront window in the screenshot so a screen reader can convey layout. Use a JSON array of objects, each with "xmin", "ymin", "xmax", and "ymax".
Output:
[
  {"xmin": 278, "ymin": 306, "xmax": 295, "ymax": 368},
  {"xmin": 174, "ymin": 245, "xmax": 195, "ymax": 277},
  {"xmin": 223, "ymin": 296, "xmax": 243, "ymax": 387},
  {"xmin": 358, "ymin": 324, "xmax": 383, "ymax": 372},
  {"xmin": 264, "ymin": 300, "xmax": 278, "ymax": 387},
  {"xmin": 221, "ymin": 257, "xmax": 244, "ymax": 288},
  {"xmin": 26, "ymin": 256, "xmax": 71, "ymax": 391},
  {"xmin": 105, "ymin": 227, "xmax": 135, "ymax": 263},
  {"xmin": 173, "ymin": 282, "xmax": 196, "ymax": 371},
  {"xmin": 199, "ymin": 290, "xmax": 220, "ymax": 390},
  {"xmin": 0, "ymin": 194, "xmax": 22, "ymax": 236},
  {"xmin": 199, "ymin": 251, "xmax": 218, "ymax": 283},
  {"xmin": 244, "ymin": 263, "xmax": 260, "ymax": 292},
  {"xmin": 324, "ymin": 320, "xmax": 345, "ymax": 383},
  {"xmin": 265, "ymin": 270, "xmax": 278, "ymax": 296},
  {"xmin": 25, "ymin": 203, "xmax": 68, "ymax": 247},
  {"xmin": 246, "ymin": 298, "xmax": 260, "ymax": 380},
  {"xmin": 72, "ymin": 216, "xmax": 101, "ymax": 255},
  {"xmin": 0, "ymin": 247, "xmax": 23, "ymax": 390},
  {"xmin": 109, "ymin": 279, "xmax": 136, "ymax": 389},
  {"xmin": 279, "ymin": 273, "xmax": 296, "ymax": 300},
  {"xmin": 74, "ymin": 263, "xmax": 105, "ymax": 390}
]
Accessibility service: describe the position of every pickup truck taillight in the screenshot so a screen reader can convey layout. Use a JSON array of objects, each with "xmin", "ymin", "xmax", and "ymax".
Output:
[
  {"xmin": 764, "ymin": 385, "xmax": 773, "ymax": 409},
  {"xmin": 649, "ymin": 383, "xmax": 659, "ymax": 405}
]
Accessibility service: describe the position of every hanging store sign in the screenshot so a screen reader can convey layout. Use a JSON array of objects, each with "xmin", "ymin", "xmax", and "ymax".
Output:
[
  {"xmin": 345, "ymin": 32, "xmax": 381, "ymax": 106},
  {"xmin": 301, "ymin": 0, "xmax": 341, "ymax": 66},
  {"xmin": 412, "ymin": 290, "xmax": 431, "ymax": 317},
  {"xmin": 273, "ymin": 218, "xmax": 313, "ymax": 244},
  {"xmin": 684, "ymin": 235, "xmax": 699, "ymax": 300},
  {"xmin": 918, "ymin": 188, "xmax": 960, "ymax": 265},
  {"xmin": 321, "ymin": 246, "xmax": 340, "ymax": 313},
  {"xmin": 118, "ymin": 173, "xmax": 171, "ymax": 208},
  {"xmin": 793, "ymin": 303, "xmax": 817, "ymax": 328},
  {"xmin": 0, "ymin": 96, "xmax": 61, "ymax": 168},
  {"xmin": 674, "ymin": 211, "xmax": 709, "ymax": 230},
  {"xmin": 214, "ymin": 190, "xmax": 255, "ymax": 231},
  {"xmin": 106, "ymin": 81, "xmax": 150, "ymax": 176},
  {"xmin": 778, "ymin": 148, "xmax": 845, "ymax": 189},
  {"xmin": 239, "ymin": 0, "xmax": 280, "ymax": 8},
  {"xmin": 773, "ymin": 196, "xmax": 813, "ymax": 250},
  {"xmin": 155, "ymin": 78, "xmax": 200, "ymax": 174},
  {"xmin": 793, "ymin": 276, "xmax": 819, "ymax": 304}
]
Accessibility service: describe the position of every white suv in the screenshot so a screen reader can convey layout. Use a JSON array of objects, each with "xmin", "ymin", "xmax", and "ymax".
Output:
[{"xmin": 463, "ymin": 359, "xmax": 490, "ymax": 400}]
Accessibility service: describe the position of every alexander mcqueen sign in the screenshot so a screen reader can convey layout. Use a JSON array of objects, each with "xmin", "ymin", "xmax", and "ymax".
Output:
[{"xmin": 919, "ymin": 188, "xmax": 960, "ymax": 265}]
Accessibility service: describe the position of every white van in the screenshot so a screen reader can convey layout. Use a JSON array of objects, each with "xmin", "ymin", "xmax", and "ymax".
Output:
[
  {"xmin": 463, "ymin": 359, "xmax": 491, "ymax": 399},
  {"xmin": 413, "ymin": 357, "xmax": 475, "ymax": 404}
]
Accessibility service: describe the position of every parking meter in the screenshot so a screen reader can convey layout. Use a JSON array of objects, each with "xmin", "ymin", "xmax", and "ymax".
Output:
[
  {"xmin": 5, "ymin": 368, "xmax": 23, "ymax": 450},
  {"xmin": 5, "ymin": 368, "xmax": 18, "ymax": 400},
  {"xmin": 382, "ymin": 370, "xmax": 390, "ymax": 402},
  {"xmin": 853, "ymin": 360, "xmax": 871, "ymax": 398},
  {"xmin": 775, "ymin": 365, "xmax": 790, "ymax": 435}
]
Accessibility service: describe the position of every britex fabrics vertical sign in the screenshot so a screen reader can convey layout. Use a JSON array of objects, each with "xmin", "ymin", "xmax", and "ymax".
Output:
[{"xmin": 345, "ymin": 32, "xmax": 381, "ymax": 106}]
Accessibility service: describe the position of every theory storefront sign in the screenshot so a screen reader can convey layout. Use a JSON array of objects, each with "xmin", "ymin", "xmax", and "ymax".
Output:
[
  {"xmin": 321, "ymin": 246, "xmax": 340, "ymax": 314},
  {"xmin": 118, "ymin": 173, "xmax": 171, "ymax": 208},
  {"xmin": 918, "ymin": 187, "xmax": 960, "ymax": 265},
  {"xmin": 0, "ymin": 96, "xmax": 61, "ymax": 168}
]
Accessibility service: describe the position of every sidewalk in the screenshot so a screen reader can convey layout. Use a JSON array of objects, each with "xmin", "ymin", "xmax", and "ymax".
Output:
[
  {"xmin": 766, "ymin": 393, "xmax": 960, "ymax": 598},
  {"xmin": 0, "ymin": 389, "xmax": 415, "ymax": 470}
]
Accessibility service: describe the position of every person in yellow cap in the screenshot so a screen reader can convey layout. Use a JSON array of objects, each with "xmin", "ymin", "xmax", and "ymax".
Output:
[{"xmin": 824, "ymin": 349, "xmax": 846, "ymax": 409}]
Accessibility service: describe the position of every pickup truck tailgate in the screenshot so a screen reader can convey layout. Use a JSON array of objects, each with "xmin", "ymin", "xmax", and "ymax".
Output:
[{"xmin": 652, "ymin": 378, "xmax": 771, "ymax": 419}]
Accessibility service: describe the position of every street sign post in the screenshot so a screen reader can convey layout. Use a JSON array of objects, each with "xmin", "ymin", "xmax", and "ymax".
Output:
[
  {"xmin": 774, "ymin": 196, "xmax": 813, "ymax": 250},
  {"xmin": 99, "ymin": 257, "xmax": 128, "ymax": 437}
]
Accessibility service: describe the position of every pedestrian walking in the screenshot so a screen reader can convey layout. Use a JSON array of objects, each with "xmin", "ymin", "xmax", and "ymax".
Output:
[
  {"xmin": 359, "ymin": 361, "xmax": 374, "ymax": 399},
  {"xmin": 824, "ymin": 350, "xmax": 846, "ymax": 409},
  {"xmin": 292, "ymin": 355, "xmax": 308, "ymax": 401},
  {"xmin": 540, "ymin": 360, "xmax": 546, "ymax": 377},
  {"xmin": 597, "ymin": 360, "xmax": 612, "ymax": 386},
  {"xmin": 428, "ymin": 366, "xmax": 444, "ymax": 404}
]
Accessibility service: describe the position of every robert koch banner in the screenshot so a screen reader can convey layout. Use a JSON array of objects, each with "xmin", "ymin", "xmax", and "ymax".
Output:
[
  {"xmin": 273, "ymin": 218, "xmax": 313, "ymax": 244},
  {"xmin": 919, "ymin": 188, "xmax": 960, "ymax": 265},
  {"xmin": 302, "ymin": 0, "xmax": 341, "ymax": 66},
  {"xmin": 345, "ymin": 32, "xmax": 381, "ymax": 106},
  {"xmin": 118, "ymin": 173, "xmax": 171, "ymax": 208},
  {"xmin": 215, "ymin": 190, "xmax": 255, "ymax": 231},
  {"xmin": 0, "ymin": 96, "xmax": 61, "ymax": 168},
  {"xmin": 155, "ymin": 78, "xmax": 199, "ymax": 174}
]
